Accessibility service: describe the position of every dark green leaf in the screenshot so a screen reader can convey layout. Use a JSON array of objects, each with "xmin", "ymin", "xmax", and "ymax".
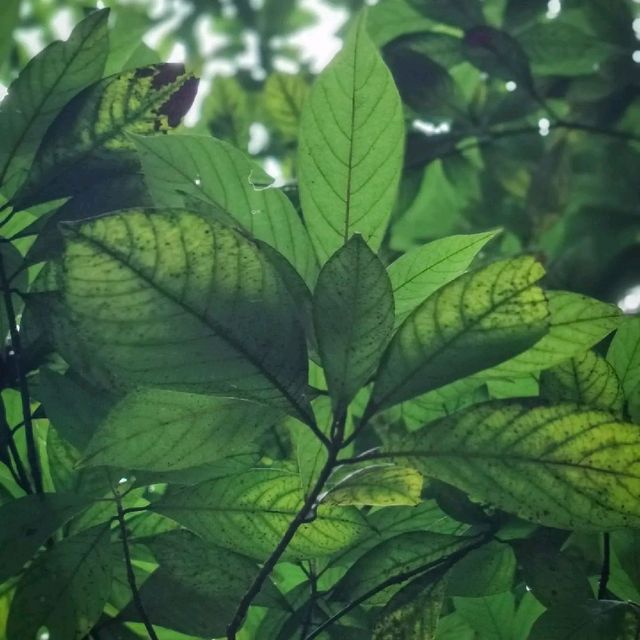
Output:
[
  {"xmin": 528, "ymin": 600, "xmax": 632, "ymax": 640},
  {"xmin": 368, "ymin": 257, "xmax": 549, "ymax": 414},
  {"xmin": 36, "ymin": 209, "xmax": 313, "ymax": 423},
  {"xmin": 204, "ymin": 76, "xmax": 251, "ymax": 150},
  {"xmin": 0, "ymin": 492, "xmax": 92, "ymax": 582},
  {"xmin": 298, "ymin": 14, "xmax": 404, "ymax": 262},
  {"xmin": 515, "ymin": 541, "xmax": 592, "ymax": 608},
  {"xmin": 314, "ymin": 235, "xmax": 394, "ymax": 410},
  {"xmin": 6, "ymin": 526, "xmax": 113, "ymax": 640},
  {"xmin": 38, "ymin": 368, "xmax": 117, "ymax": 449},
  {"xmin": 408, "ymin": 0, "xmax": 485, "ymax": 28},
  {"xmin": 0, "ymin": 10, "xmax": 109, "ymax": 198},
  {"xmin": 463, "ymin": 26, "xmax": 532, "ymax": 87},
  {"xmin": 333, "ymin": 531, "xmax": 480, "ymax": 605},
  {"xmin": 123, "ymin": 530, "xmax": 277, "ymax": 636}
]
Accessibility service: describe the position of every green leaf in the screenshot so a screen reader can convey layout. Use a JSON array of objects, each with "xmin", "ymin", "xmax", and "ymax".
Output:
[
  {"xmin": 367, "ymin": 0, "xmax": 434, "ymax": 47},
  {"xmin": 528, "ymin": 600, "xmax": 632, "ymax": 640},
  {"xmin": 463, "ymin": 26, "xmax": 532, "ymax": 87},
  {"xmin": 263, "ymin": 72, "xmax": 308, "ymax": 139},
  {"xmin": 124, "ymin": 530, "xmax": 276, "ymax": 637},
  {"xmin": 82, "ymin": 389, "xmax": 282, "ymax": 471},
  {"xmin": 152, "ymin": 468, "xmax": 369, "ymax": 560},
  {"xmin": 391, "ymin": 400, "xmax": 640, "ymax": 530},
  {"xmin": 540, "ymin": 350, "xmax": 624, "ymax": 415},
  {"xmin": 314, "ymin": 236, "xmax": 394, "ymax": 410},
  {"xmin": 387, "ymin": 231, "xmax": 499, "ymax": 327},
  {"xmin": 324, "ymin": 465, "xmax": 423, "ymax": 507},
  {"xmin": 37, "ymin": 209, "xmax": 313, "ymax": 423},
  {"xmin": 333, "ymin": 531, "xmax": 480, "ymax": 605},
  {"xmin": 608, "ymin": 317, "xmax": 640, "ymax": 421},
  {"xmin": 0, "ymin": 10, "xmax": 109, "ymax": 198},
  {"xmin": 132, "ymin": 133, "xmax": 318, "ymax": 285},
  {"xmin": 408, "ymin": 0, "xmax": 485, "ymax": 28},
  {"xmin": 454, "ymin": 593, "xmax": 515, "ymax": 640},
  {"xmin": 368, "ymin": 257, "xmax": 549, "ymax": 415},
  {"xmin": 518, "ymin": 22, "xmax": 619, "ymax": 76},
  {"xmin": 288, "ymin": 397, "xmax": 332, "ymax": 494},
  {"xmin": 481, "ymin": 291, "xmax": 622, "ymax": 379},
  {"xmin": 0, "ymin": 492, "xmax": 91, "ymax": 582},
  {"xmin": 298, "ymin": 13, "xmax": 404, "ymax": 262},
  {"xmin": 7, "ymin": 526, "xmax": 113, "ymax": 640},
  {"xmin": 13, "ymin": 64, "xmax": 198, "ymax": 208},
  {"xmin": 611, "ymin": 530, "xmax": 640, "ymax": 596},
  {"xmin": 0, "ymin": 0, "xmax": 19, "ymax": 70},
  {"xmin": 204, "ymin": 76, "xmax": 251, "ymax": 150},
  {"xmin": 446, "ymin": 541, "xmax": 516, "ymax": 598}
]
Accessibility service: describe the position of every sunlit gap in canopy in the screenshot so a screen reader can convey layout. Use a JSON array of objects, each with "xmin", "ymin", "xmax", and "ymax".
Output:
[{"xmin": 618, "ymin": 285, "xmax": 640, "ymax": 315}]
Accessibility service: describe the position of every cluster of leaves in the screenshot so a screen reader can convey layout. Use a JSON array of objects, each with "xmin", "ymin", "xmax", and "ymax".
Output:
[{"xmin": 0, "ymin": 2, "xmax": 639, "ymax": 640}]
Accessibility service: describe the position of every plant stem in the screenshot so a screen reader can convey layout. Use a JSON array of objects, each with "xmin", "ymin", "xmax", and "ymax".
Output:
[
  {"xmin": 115, "ymin": 495, "xmax": 159, "ymax": 640},
  {"xmin": 410, "ymin": 120, "xmax": 640, "ymax": 170},
  {"xmin": 598, "ymin": 532, "xmax": 610, "ymax": 599},
  {"xmin": 0, "ymin": 250, "xmax": 42, "ymax": 494},
  {"xmin": 226, "ymin": 414, "xmax": 346, "ymax": 639}
]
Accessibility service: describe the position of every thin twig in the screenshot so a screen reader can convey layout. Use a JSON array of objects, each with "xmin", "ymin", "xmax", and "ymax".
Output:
[
  {"xmin": 598, "ymin": 532, "xmax": 611, "ymax": 599},
  {"xmin": 409, "ymin": 120, "xmax": 640, "ymax": 170},
  {"xmin": 299, "ymin": 563, "xmax": 318, "ymax": 640},
  {"xmin": 0, "ymin": 251, "xmax": 42, "ymax": 493},
  {"xmin": 115, "ymin": 494, "xmax": 159, "ymax": 640},
  {"xmin": 226, "ymin": 413, "xmax": 346, "ymax": 639}
]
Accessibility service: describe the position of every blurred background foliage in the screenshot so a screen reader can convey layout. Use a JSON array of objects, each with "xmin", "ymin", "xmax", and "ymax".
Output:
[{"xmin": 2, "ymin": 0, "xmax": 639, "ymax": 309}]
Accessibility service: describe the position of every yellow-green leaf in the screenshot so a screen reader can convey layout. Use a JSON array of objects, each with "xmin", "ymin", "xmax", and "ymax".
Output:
[
  {"xmin": 481, "ymin": 291, "xmax": 622, "ymax": 379},
  {"xmin": 393, "ymin": 401, "xmax": 640, "ymax": 530},
  {"xmin": 368, "ymin": 257, "xmax": 549, "ymax": 415},
  {"xmin": 152, "ymin": 468, "xmax": 370, "ymax": 560},
  {"xmin": 388, "ymin": 230, "xmax": 500, "ymax": 328},
  {"xmin": 324, "ymin": 465, "xmax": 423, "ymax": 507},
  {"xmin": 541, "ymin": 350, "xmax": 624, "ymax": 415},
  {"xmin": 298, "ymin": 13, "xmax": 404, "ymax": 262}
]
